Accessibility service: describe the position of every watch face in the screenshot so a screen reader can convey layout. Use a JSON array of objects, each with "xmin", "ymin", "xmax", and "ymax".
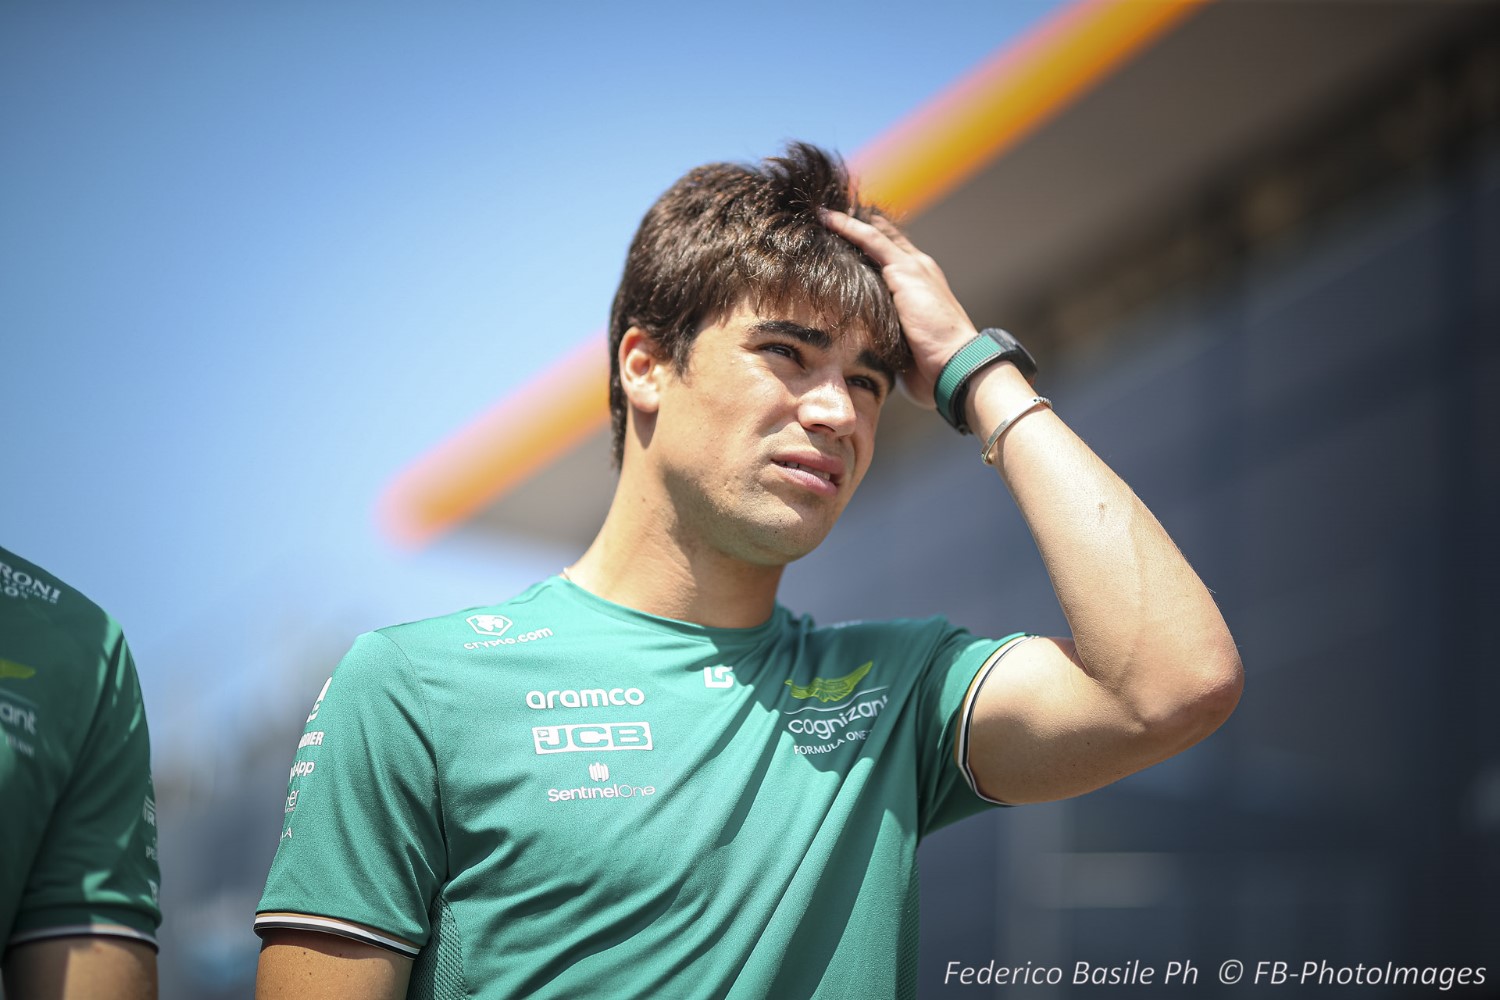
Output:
[
  {"xmin": 984, "ymin": 328, "xmax": 1018, "ymax": 349},
  {"xmin": 981, "ymin": 328, "xmax": 1038, "ymax": 381}
]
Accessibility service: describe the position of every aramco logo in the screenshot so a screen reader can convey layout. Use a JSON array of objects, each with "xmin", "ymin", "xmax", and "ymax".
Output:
[{"xmin": 588, "ymin": 762, "xmax": 610, "ymax": 782}]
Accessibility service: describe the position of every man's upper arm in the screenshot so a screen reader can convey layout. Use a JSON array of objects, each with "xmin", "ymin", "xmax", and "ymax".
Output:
[
  {"xmin": 10, "ymin": 626, "xmax": 161, "ymax": 952},
  {"xmin": 256, "ymin": 929, "xmax": 412, "ymax": 1000},
  {"xmin": 962, "ymin": 635, "xmax": 1211, "ymax": 804},
  {"xmin": 255, "ymin": 633, "xmax": 444, "ymax": 963},
  {"xmin": 2, "ymin": 936, "xmax": 157, "ymax": 1000}
]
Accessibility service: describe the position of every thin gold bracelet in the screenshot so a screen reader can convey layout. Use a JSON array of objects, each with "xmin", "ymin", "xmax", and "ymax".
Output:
[{"xmin": 980, "ymin": 396, "xmax": 1051, "ymax": 466}]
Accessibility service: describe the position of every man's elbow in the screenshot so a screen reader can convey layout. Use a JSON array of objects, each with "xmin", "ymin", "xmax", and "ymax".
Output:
[
  {"xmin": 1159, "ymin": 640, "xmax": 1243, "ymax": 749},
  {"xmin": 1126, "ymin": 638, "xmax": 1243, "ymax": 756}
]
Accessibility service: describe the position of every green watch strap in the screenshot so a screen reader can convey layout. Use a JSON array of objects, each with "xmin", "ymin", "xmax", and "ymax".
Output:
[{"xmin": 933, "ymin": 334, "xmax": 1004, "ymax": 434}]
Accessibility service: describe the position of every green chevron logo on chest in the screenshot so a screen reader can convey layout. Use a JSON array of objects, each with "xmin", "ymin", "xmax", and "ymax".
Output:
[
  {"xmin": 785, "ymin": 661, "xmax": 873, "ymax": 703},
  {"xmin": 0, "ymin": 659, "xmax": 37, "ymax": 680}
]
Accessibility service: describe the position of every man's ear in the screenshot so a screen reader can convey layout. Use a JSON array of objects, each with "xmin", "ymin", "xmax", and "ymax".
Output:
[{"xmin": 618, "ymin": 326, "xmax": 666, "ymax": 414}]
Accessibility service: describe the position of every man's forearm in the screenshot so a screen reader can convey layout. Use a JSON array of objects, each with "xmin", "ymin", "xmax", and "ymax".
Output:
[{"xmin": 968, "ymin": 361, "xmax": 1242, "ymax": 739}]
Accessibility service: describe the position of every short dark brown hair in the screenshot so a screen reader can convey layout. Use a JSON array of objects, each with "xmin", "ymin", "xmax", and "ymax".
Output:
[{"xmin": 607, "ymin": 142, "xmax": 909, "ymax": 467}]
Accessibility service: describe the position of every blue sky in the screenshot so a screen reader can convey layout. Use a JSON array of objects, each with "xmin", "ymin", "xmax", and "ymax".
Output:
[{"xmin": 1, "ymin": 1, "xmax": 1067, "ymax": 755}]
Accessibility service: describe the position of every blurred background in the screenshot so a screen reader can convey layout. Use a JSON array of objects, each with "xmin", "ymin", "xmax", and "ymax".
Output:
[{"xmin": 3, "ymin": 1, "xmax": 1497, "ymax": 997}]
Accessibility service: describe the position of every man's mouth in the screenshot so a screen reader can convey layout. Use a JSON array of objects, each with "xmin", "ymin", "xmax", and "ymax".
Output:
[{"xmin": 773, "ymin": 460, "xmax": 835, "ymax": 483}]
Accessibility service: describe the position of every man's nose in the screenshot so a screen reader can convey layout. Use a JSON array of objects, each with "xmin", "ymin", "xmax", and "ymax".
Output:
[{"xmin": 798, "ymin": 377, "xmax": 857, "ymax": 437}]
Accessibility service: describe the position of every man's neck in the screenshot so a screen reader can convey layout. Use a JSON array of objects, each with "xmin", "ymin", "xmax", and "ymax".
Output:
[{"xmin": 565, "ymin": 476, "xmax": 784, "ymax": 630}]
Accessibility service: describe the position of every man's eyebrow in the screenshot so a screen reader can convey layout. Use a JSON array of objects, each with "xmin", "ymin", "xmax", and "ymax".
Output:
[
  {"xmin": 751, "ymin": 319, "xmax": 831, "ymax": 349},
  {"xmin": 750, "ymin": 320, "xmax": 896, "ymax": 394}
]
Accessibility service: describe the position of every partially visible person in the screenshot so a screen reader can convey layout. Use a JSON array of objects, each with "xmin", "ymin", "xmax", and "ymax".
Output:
[{"xmin": 1, "ymin": 544, "xmax": 160, "ymax": 1000}]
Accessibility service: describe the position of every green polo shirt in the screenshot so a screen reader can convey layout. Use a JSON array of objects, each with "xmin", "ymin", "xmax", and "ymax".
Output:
[{"xmin": 257, "ymin": 576, "xmax": 1023, "ymax": 999}]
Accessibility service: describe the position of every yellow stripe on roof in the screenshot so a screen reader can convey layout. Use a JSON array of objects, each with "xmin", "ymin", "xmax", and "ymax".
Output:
[
  {"xmin": 378, "ymin": 0, "xmax": 1205, "ymax": 547},
  {"xmin": 854, "ymin": 0, "xmax": 1207, "ymax": 214},
  {"xmin": 379, "ymin": 334, "xmax": 608, "ymax": 547}
]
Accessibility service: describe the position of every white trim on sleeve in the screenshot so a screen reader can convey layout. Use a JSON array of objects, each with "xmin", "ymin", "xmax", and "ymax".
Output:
[
  {"xmin": 253, "ymin": 912, "xmax": 420, "ymax": 957},
  {"xmin": 8, "ymin": 923, "xmax": 159, "ymax": 949},
  {"xmin": 956, "ymin": 633, "xmax": 1039, "ymax": 804}
]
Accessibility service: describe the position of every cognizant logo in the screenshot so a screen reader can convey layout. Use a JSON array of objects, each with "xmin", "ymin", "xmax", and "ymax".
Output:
[
  {"xmin": 0, "ymin": 698, "xmax": 37, "ymax": 734},
  {"xmin": 525, "ymin": 687, "xmax": 645, "ymax": 710},
  {"xmin": 786, "ymin": 694, "xmax": 888, "ymax": 741}
]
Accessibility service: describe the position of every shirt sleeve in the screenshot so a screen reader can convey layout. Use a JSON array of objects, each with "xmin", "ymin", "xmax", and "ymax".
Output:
[
  {"xmin": 913, "ymin": 623, "xmax": 1032, "ymax": 838},
  {"xmin": 255, "ymin": 631, "xmax": 445, "ymax": 956},
  {"xmin": 9, "ymin": 624, "xmax": 162, "ymax": 949}
]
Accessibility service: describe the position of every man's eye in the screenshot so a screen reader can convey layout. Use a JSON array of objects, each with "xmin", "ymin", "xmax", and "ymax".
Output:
[
  {"xmin": 764, "ymin": 343, "xmax": 801, "ymax": 362},
  {"xmin": 849, "ymin": 376, "xmax": 884, "ymax": 396}
]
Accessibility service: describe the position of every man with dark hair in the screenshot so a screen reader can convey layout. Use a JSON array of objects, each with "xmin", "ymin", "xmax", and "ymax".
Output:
[
  {"xmin": 605, "ymin": 146, "xmax": 909, "ymax": 469},
  {"xmin": 254, "ymin": 143, "xmax": 1242, "ymax": 1000},
  {"xmin": 1, "ymin": 544, "xmax": 161, "ymax": 1000}
]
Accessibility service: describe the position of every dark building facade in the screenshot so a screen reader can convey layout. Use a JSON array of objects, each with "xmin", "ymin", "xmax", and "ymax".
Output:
[{"xmin": 783, "ymin": 28, "xmax": 1500, "ymax": 996}]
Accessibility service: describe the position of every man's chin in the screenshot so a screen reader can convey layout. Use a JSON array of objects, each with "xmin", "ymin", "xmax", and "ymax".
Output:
[{"xmin": 735, "ymin": 506, "xmax": 840, "ymax": 565}]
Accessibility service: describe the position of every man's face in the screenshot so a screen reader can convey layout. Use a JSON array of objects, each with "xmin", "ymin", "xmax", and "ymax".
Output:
[{"xmin": 643, "ymin": 299, "xmax": 894, "ymax": 567}]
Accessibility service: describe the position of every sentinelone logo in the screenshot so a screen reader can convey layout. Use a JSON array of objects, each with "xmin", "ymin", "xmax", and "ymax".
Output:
[{"xmin": 548, "ymin": 761, "xmax": 657, "ymax": 803}]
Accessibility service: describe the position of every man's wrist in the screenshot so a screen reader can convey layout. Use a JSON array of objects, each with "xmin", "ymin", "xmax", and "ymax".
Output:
[
  {"xmin": 932, "ymin": 328, "xmax": 1038, "ymax": 433},
  {"xmin": 964, "ymin": 362, "xmax": 1037, "ymax": 439}
]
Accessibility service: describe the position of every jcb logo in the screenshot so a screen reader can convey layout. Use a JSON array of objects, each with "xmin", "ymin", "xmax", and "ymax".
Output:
[{"xmin": 532, "ymin": 722, "xmax": 653, "ymax": 755}]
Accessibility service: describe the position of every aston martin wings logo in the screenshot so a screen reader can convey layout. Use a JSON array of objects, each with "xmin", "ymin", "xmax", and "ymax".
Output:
[{"xmin": 784, "ymin": 661, "xmax": 873, "ymax": 703}]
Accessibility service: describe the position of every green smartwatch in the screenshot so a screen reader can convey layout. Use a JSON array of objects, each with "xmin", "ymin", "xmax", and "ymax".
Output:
[{"xmin": 933, "ymin": 328, "xmax": 1039, "ymax": 434}]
